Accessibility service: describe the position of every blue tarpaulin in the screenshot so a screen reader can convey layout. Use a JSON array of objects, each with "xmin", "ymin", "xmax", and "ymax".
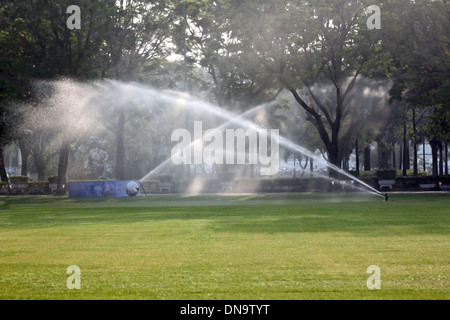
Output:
[{"xmin": 69, "ymin": 180, "xmax": 141, "ymax": 197}]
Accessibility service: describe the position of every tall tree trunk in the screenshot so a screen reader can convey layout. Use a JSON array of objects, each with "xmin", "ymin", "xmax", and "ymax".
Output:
[
  {"xmin": 423, "ymin": 138, "xmax": 426, "ymax": 172},
  {"xmin": 379, "ymin": 148, "xmax": 389, "ymax": 169},
  {"xmin": 313, "ymin": 126, "xmax": 340, "ymax": 177},
  {"xmin": 286, "ymin": 86, "xmax": 341, "ymax": 176},
  {"xmin": 328, "ymin": 143, "xmax": 339, "ymax": 172},
  {"xmin": 439, "ymin": 141, "xmax": 444, "ymax": 176},
  {"xmin": 34, "ymin": 159, "xmax": 46, "ymax": 181},
  {"xmin": 20, "ymin": 155, "xmax": 28, "ymax": 177},
  {"xmin": 18, "ymin": 141, "xmax": 31, "ymax": 177},
  {"xmin": 399, "ymin": 144, "xmax": 402, "ymax": 170},
  {"xmin": 430, "ymin": 139, "xmax": 439, "ymax": 176},
  {"xmin": 402, "ymin": 121, "xmax": 408, "ymax": 176},
  {"xmin": 115, "ymin": 110, "xmax": 125, "ymax": 180},
  {"xmin": 31, "ymin": 133, "xmax": 52, "ymax": 182},
  {"xmin": 364, "ymin": 146, "xmax": 371, "ymax": 171},
  {"xmin": 293, "ymin": 155, "xmax": 296, "ymax": 178},
  {"xmin": 405, "ymin": 142, "xmax": 410, "ymax": 170},
  {"xmin": 56, "ymin": 140, "xmax": 71, "ymax": 194},
  {"xmin": 413, "ymin": 141, "xmax": 418, "ymax": 176},
  {"xmin": 392, "ymin": 144, "xmax": 396, "ymax": 170},
  {"xmin": 342, "ymin": 155, "xmax": 348, "ymax": 171},
  {"xmin": 393, "ymin": 150, "xmax": 397, "ymax": 170},
  {"xmin": 445, "ymin": 142, "xmax": 448, "ymax": 176},
  {"xmin": 412, "ymin": 108, "xmax": 418, "ymax": 176},
  {"xmin": 33, "ymin": 145, "xmax": 47, "ymax": 181},
  {"xmin": 355, "ymin": 138, "xmax": 360, "ymax": 175},
  {"xmin": 0, "ymin": 144, "xmax": 9, "ymax": 183}
]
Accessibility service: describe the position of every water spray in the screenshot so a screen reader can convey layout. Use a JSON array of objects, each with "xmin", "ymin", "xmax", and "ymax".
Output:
[
  {"xmin": 279, "ymin": 162, "xmax": 382, "ymax": 196},
  {"xmin": 139, "ymin": 102, "xmax": 272, "ymax": 183},
  {"xmin": 174, "ymin": 97, "xmax": 386, "ymax": 199},
  {"xmin": 136, "ymin": 89, "xmax": 386, "ymax": 199},
  {"xmin": 96, "ymin": 80, "xmax": 385, "ymax": 200}
]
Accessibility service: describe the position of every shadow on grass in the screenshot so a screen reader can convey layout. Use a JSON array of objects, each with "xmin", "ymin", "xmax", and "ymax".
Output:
[{"xmin": 0, "ymin": 193, "xmax": 448, "ymax": 236}]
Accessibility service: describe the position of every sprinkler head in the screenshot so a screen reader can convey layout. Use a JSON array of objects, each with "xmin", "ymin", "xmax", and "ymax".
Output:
[{"xmin": 384, "ymin": 193, "xmax": 389, "ymax": 202}]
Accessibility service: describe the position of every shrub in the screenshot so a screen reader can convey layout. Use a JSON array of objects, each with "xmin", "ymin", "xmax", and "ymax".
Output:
[
  {"xmin": 359, "ymin": 171, "xmax": 376, "ymax": 180},
  {"xmin": 396, "ymin": 170, "xmax": 428, "ymax": 177},
  {"xmin": 140, "ymin": 180, "xmax": 159, "ymax": 192},
  {"xmin": 217, "ymin": 172, "xmax": 234, "ymax": 181},
  {"xmin": 26, "ymin": 182, "xmax": 51, "ymax": 195},
  {"xmin": 348, "ymin": 170, "xmax": 360, "ymax": 178},
  {"xmin": 48, "ymin": 176, "xmax": 58, "ymax": 183},
  {"xmin": 9, "ymin": 176, "xmax": 29, "ymax": 184},
  {"xmin": 156, "ymin": 174, "xmax": 174, "ymax": 183},
  {"xmin": 376, "ymin": 170, "xmax": 397, "ymax": 180}
]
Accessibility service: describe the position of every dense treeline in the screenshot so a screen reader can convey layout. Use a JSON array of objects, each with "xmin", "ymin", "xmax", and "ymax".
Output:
[{"xmin": 0, "ymin": 0, "xmax": 448, "ymax": 193}]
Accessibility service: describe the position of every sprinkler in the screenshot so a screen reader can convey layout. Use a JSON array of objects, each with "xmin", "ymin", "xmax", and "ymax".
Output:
[
  {"xmin": 384, "ymin": 193, "xmax": 389, "ymax": 202},
  {"xmin": 139, "ymin": 181, "xmax": 148, "ymax": 196}
]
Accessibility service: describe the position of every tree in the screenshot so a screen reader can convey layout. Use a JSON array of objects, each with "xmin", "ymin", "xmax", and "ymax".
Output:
[
  {"xmin": 384, "ymin": 0, "xmax": 450, "ymax": 176},
  {"xmin": 1, "ymin": 1, "xmax": 178, "ymax": 191},
  {"xmin": 423, "ymin": 109, "xmax": 450, "ymax": 176},
  {"xmin": 97, "ymin": 0, "xmax": 178, "ymax": 180},
  {"xmin": 0, "ymin": 0, "xmax": 117, "ymax": 192},
  {"xmin": 0, "ymin": 103, "xmax": 21, "ymax": 183},
  {"xmin": 227, "ymin": 0, "xmax": 389, "ymax": 173},
  {"xmin": 182, "ymin": 0, "xmax": 282, "ymax": 110},
  {"xmin": 0, "ymin": 2, "xmax": 31, "ymax": 183},
  {"xmin": 385, "ymin": 0, "xmax": 449, "ymax": 111}
]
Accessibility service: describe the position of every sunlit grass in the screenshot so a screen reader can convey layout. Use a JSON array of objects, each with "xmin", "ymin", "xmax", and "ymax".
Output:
[{"xmin": 0, "ymin": 193, "xmax": 448, "ymax": 299}]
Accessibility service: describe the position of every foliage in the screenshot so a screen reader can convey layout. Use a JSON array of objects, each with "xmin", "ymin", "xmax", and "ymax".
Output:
[
  {"xmin": 384, "ymin": 0, "xmax": 450, "ymax": 110},
  {"xmin": 26, "ymin": 181, "xmax": 50, "ymax": 195},
  {"xmin": 47, "ymin": 176, "xmax": 58, "ymax": 184},
  {"xmin": 376, "ymin": 169, "xmax": 397, "ymax": 180},
  {"xmin": 183, "ymin": 0, "xmax": 282, "ymax": 109},
  {"xmin": 0, "ymin": 0, "xmax": 447, "ymax": 184},
  {"xmin": 156, "ymin": 174, "xmax": 174, "ymax": 183},
  {"xmin": 9, "ymin": 175, "xmax": 29, "ymax": 184},
  {"xmin": 0, "ymin": 102, "xmax": 22, "ymax": 142},
  {"xmin": 219, "ymin": 0, "xmax": 392, "ymax": 166},
  {"xmin": 396, "ymin": 170, "xmax": 428, "ymax": 178},
  {"xmin": 423, "ymin": 108, "xmax": 450, "ymax": 144}
]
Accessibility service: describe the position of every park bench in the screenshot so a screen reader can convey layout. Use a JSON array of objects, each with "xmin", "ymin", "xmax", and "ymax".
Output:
[
  {"xmin": 159, "ymin": 182, "xmax": 172, "ymax": 193},
  {"xmin": 419, "ymin": 183, "xmax": 436, "ymax": 189},
  {"xmin": 220, "ymin": 182, "xmax": 233, "ymax": 192},
  {"xmin": 378, "ymin": 180, "xmax": 395, "ymax": 191}
]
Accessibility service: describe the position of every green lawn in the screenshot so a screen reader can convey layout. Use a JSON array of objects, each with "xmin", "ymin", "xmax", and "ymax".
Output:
[{"xmin": 0, "ymin": 193, "xmax": 448, "ymax": 300}]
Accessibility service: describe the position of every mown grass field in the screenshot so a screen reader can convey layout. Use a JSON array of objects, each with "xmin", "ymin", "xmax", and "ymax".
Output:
[{"xmin": 0, "ymin": 193, "xmax": 448, "ymax": 300}]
